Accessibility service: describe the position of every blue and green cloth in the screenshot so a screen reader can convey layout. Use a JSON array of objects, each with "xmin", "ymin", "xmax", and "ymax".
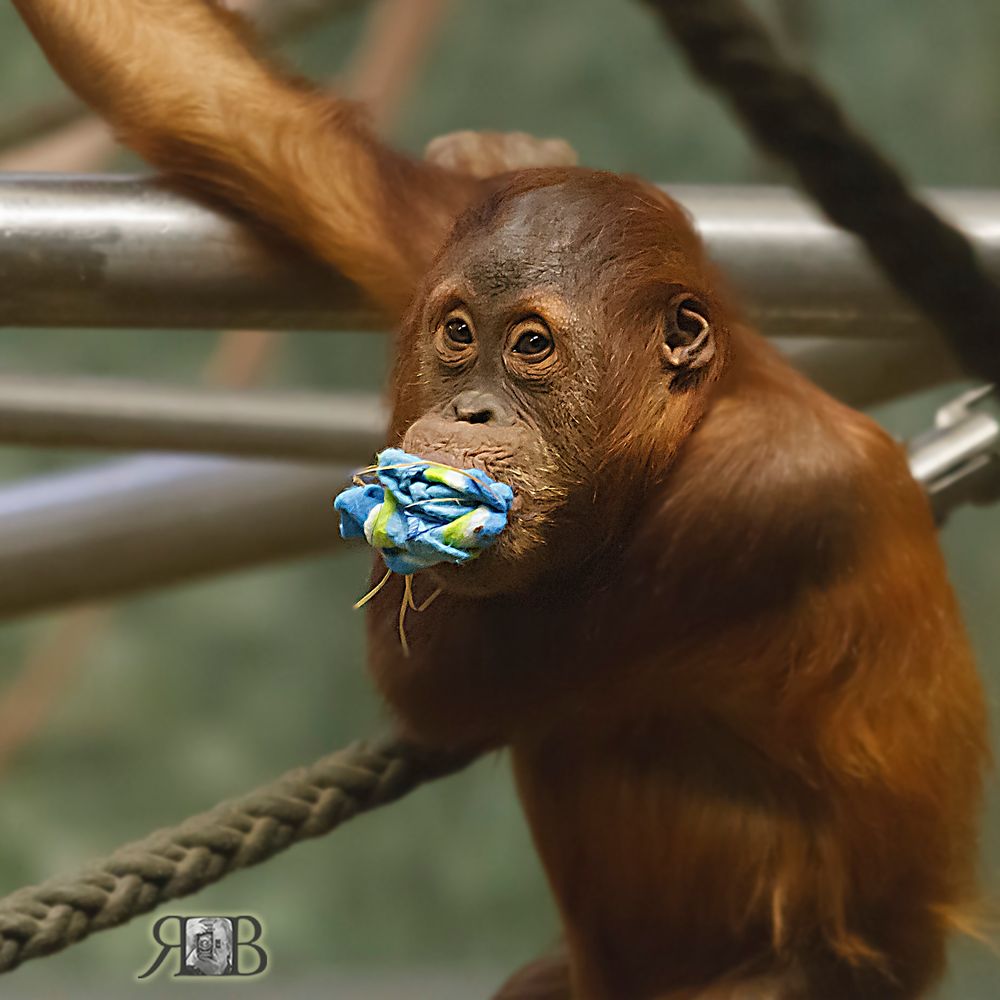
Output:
[{"xmin": 334, "ymin": 448, "xmax": 515, "ymax": 575}]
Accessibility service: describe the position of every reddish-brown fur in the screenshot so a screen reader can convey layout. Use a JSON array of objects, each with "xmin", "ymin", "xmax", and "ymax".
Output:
[{"xmin": 15, "ymin": 3, "xmax": 988, "ymax": 997}]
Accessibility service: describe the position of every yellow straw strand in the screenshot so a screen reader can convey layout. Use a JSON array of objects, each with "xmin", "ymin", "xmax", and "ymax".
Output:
[
  {"xmin": 357, "ymin": 570, "xmax": 439, "ymax": 655},
  {"xmin": 352, "ymin": 458, "xmax": 478, "ymax": 487},
  {"xmin": 398, "ymin": 576, "xmax": 412, "ymax": 657},
  {"xmin": 415, "ymin": 587, "xmax": 442, "ymax": 613},
  {"xmin": 353, "ymin": 568, "xmax": 392, "ymax": 610},
  {"xmin": 404, "ymin": 573, "xmax": 418, "ymax": 611}
]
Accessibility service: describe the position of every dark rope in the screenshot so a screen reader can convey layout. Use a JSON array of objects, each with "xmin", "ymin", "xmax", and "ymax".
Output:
[
  {"xmin": 645, "ymin": 0, "xmax": 1000, "ymax": 385},
  {"xmin": 0, "ymin": 734, "xmax": 473, "ymax": 975}
]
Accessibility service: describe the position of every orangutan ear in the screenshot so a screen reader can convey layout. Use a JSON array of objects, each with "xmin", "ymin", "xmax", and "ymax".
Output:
[{"xmin": 661, "ymin": 293, "xmax": 715, "ymax": 371}]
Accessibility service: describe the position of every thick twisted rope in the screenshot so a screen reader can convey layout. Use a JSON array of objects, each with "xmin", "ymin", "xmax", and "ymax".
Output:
[
  {"xmin": 645, "ymin": 0, "xmax": 1000, "ymax": 385},
  {"xmin": 0, "ymin": 734, "xmax": 473, "ymax": 974}
]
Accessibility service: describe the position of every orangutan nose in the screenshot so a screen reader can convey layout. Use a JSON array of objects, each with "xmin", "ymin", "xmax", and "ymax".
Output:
[{"xmin": 450, "ymin": 390, "xmax": 514, "ymax": 426}]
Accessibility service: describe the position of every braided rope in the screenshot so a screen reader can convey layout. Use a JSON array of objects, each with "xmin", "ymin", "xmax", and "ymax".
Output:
[
  {"xmin": 645, "ymin": 0, "xmax": 1000, "ymax": 384},
  {"xmin": 0, "ymin": 734, "xmax": 473, "ymax": 974}
]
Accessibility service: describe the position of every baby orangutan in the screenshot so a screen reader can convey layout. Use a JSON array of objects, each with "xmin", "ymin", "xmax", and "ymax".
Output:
[{"xmin": 13, "ymin": 2, "xmax": 988, "ymax": 997}]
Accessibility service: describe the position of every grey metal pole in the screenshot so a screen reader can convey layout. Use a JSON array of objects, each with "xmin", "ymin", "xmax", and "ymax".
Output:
[
  {"xmin": 0, "ymin": 455, "xmax": 350, "ymax": 619},
  {"xmin": 1, "ymin": 175, "xmax": 998, "ymax": 339},
  {"xmin": 0, "ymin": 338, "xmax": 957, "ymax": 459},
  {"xmin": 0, "ymin": 354, "xmax": 980, "ymax": 618},
  {"xmin": 0, "ymin": 345, "xmax": 965, "ymax": 617},
  {"xmin": 0, "ymin": 175, "xmax": 373, "ymax": 332},
  {"xmin": 0, "ymin": 375, "xmax": 387, "ymax": 461}
]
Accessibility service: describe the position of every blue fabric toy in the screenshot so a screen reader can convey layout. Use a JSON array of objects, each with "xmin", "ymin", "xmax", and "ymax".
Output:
[{"xmin": 334, "ymin": 448, "xmax": 515, "ymax": 575}]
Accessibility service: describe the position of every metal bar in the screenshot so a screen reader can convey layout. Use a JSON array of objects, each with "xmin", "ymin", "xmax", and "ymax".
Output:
[
  {"xmin": 0, "ymin": 375, "xmax": 386, "ymax": 461},
  {"xmin": 0, "ymin": 342, "xmax": 958, "ymax": 621},
  {"xmin": 907, "ymin": 386, "xmax": 1000, "ymax": 520},
  {"xmin": 2, "ymin": 175, "xmax": 999, "ymax": 338},
  {"xmin": 0, "ymin": 338, "xmax": 960, "ymax": 618},
  {"xmin": 773, "ymin": 335, "xmax": 958, "ymax": 408},
  {"xmin": 0, "ymin": 336, "xmax": 956, "ymax": 459},
  {"xmin": 0, "ymin": 455, "xmax": 348, "ymax": 619},
  {"xmin": 0, "ymin": 175, "xmax": 372, "ymax": 331},
  {"xmin": 0, "ymin": 342, "xmax": 961, "ymax": 617}
]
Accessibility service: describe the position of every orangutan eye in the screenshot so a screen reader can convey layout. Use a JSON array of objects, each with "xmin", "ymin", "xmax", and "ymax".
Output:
[
  {"xmin": 444, "ymin": 317, "xmax": 473, "ymax": 345},
  {"xmin": 512, "ymin": 329, "xmax": 553, "ymax": 358}
]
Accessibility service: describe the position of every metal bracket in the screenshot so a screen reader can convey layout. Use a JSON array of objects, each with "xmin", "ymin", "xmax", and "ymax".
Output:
[{"xmin": 908, "ymin": 385, "xmax": 1000, "ymax": 521}]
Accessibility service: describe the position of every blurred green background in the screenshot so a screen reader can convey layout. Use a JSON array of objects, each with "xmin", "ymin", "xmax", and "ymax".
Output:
[{"xmin": 0, "ymin": 0, "xmax": 997, "ymax": 996}]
